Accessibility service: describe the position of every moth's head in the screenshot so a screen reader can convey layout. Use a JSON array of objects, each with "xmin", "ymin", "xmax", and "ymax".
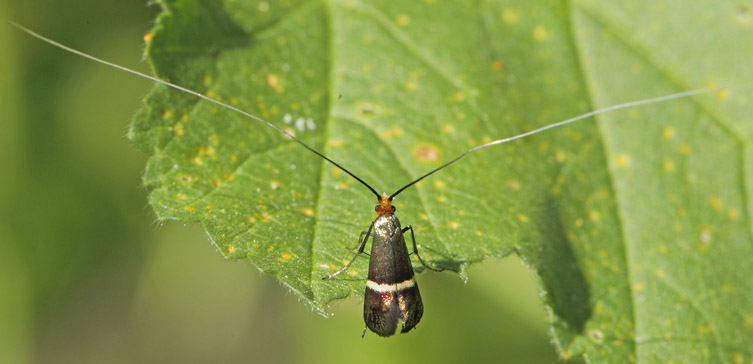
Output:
[{"xmin": 375, "ymin": 194, "xmax": 395, "ymax": 217}]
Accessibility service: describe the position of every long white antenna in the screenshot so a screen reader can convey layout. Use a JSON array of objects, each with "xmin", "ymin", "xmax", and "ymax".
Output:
[
  {"xmin": 11, "ymin": 21, "xmax": 383, "ymax": 199},
  {"xmin": 388, "ymin": 87, "xmax": 716, "ymax": 199}
]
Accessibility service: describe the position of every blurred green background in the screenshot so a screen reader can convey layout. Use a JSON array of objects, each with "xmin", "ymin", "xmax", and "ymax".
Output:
[{"xmin": 2, "ymin": 0, "xmax": 560, "ymax": 363}]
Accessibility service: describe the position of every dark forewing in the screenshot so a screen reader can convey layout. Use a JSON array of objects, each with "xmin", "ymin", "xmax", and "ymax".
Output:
[
  {"xmin": 398, "ymin": 283, "xmax": 423, "ymax": 333},
  {"xmin": 364, "ymin": 289, "xmax": 400, "ymax": 337},
  {"xmin": 363, "ymin": 215, "xmax": 422, "ymax": 336}
]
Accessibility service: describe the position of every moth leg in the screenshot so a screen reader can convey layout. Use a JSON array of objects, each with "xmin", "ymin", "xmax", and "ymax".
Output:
[
  {"xmin": 322, "ymin": 222, "xmax": 374, "ymax": 280},
  {"xmin": 403, "ymin": 225, "xmax": 443, "ymax": 272},
  {"xmin": 345, "ymin": 230, "xmax": 370, "ymax": 256}
]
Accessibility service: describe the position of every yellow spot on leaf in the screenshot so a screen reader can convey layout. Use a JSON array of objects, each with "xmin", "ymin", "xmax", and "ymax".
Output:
[
  {"xmin": 633, "ymin": 283, "xmax": 644, "ymax": 291},
  {"xmin": 662, "ymin": 127, "xmax": 675, "ymax": 139},
  {"xmin": 709, "ymin": 196, "xmax": 722, "ymax": 211},
  {"xmin": 728, "ymin": 208, "xmax": 739, "ymax": 220},
  {"xmin": 554, "ymin": 150, "xmax": 566, "ymax": 162},
  {"xmin": 436, "ymin": 195, "xmax": 447, "ymax": 203},
  {"xmin": 615, "ymin": 154, "xmax": 630, "ymax": 168},
  {"xmin": 265, "ymin": 73, "xmax": 283, "ymax": 92},
  {"xmin": 415, "ymin": 144, "xmax": 440, "ymax": 162},
  {"xmin": 589, "ymin": 210, "xmax": 600, "ymax": 221},
  {"xmin": 663, "ymin": 160, "xmax": 675, "ymax": 172},
  {"xmin": 679, "ymin": 144, "xmax": 691, "ymax": 155},
  {"xmin": 302, "ymin": 208, "xmax": 314, "ymax": 217},
  {"xmin": 717, "ymin": 88, "xmax": 729, "ymax": 101},
  {"xmin": 656, "ymin": 270, "xmax": 665, "ymax": 278},
  {"xmin": 532, "ymin": 25, "xmax": 548, "ymax": 41},
  {"xmin": 501, "ymin": 9, "xmax": 518, "ymax": 24},
  {"xmin": 505, "ymin": 179, "xmax": 520, "ymax": 190},
  {"xmin": 449, "ymin": 221, "xmax": 460, "ymax": 229},
  {"xmin": 226, "ymin": 245, "xmax": 236, "ymax": 254},
  {"xmin": 173, "ymin": 123, "xmax": 184, "ymax": 135},
  {"xmin": 744, "ymin": 316, "xmax": 753, "ymax": 328},
  {"xmin": 247, "ymin": 217, "xmax": 256, "ymax": 223},
  {"xmin": 518, "ymin": 214, "xmax": 528, "ymax": 222},
  {"xmin": 405, "ymin": 81, "xmax": 417, "ymax": 91},
  {"xmin": 396, "ymin": 14, "xmax": 411, "ymax": 27},
  {"xmin": 184, "ymin": 206, "xmax": 196, "ymax": 211},
  {"xmin": 143, "ymin": 32, "xmax": 153, "ymax": 42},
  {"xmin": 329, "ymin": 139, "xmax": 344, "ymax": 148},
  {"xmin": 594, "ymin": 302, "xmax": 603, "ymax": 314},
  {"xmin": 732, "ymin": 353, "xmax": 743, "ymax": 363},
  {"xmin": 491, "ymin": 60, "xmax": 503, "ymax": 72},
  {"xmin": 433, "ymin": 180, "xmax": 446, "ymax": 189}
]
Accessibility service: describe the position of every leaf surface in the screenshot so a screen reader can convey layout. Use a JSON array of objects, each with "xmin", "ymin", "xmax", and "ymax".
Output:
[{"xmin": 130, "ymin": 0, "xmax": 752, "ymax": 361}]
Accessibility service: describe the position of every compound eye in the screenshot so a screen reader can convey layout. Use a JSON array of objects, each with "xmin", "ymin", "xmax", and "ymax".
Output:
[
  {"xmin": 374, "ymin": 205, "xmax": 380, "ymax": 212},
  {"xmin": 391, "ymin": 206, "xmax": 396, "ymax": 212}
]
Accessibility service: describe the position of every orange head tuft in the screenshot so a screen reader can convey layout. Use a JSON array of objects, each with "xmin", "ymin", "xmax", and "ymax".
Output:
[{"xmin": 375, "ymin": 196, "xmax": 396, "ymax": 217}]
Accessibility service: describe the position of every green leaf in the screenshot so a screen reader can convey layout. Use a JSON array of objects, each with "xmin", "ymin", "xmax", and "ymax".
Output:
[{"xmin": 130, "ymin": 0, "xmax": 752, "ymax": 360}]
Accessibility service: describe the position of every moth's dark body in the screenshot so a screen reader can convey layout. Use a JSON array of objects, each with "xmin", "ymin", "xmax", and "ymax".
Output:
[{"xmin": 364, "ymin": 214, "xmax": 423, "ymax": 337}]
